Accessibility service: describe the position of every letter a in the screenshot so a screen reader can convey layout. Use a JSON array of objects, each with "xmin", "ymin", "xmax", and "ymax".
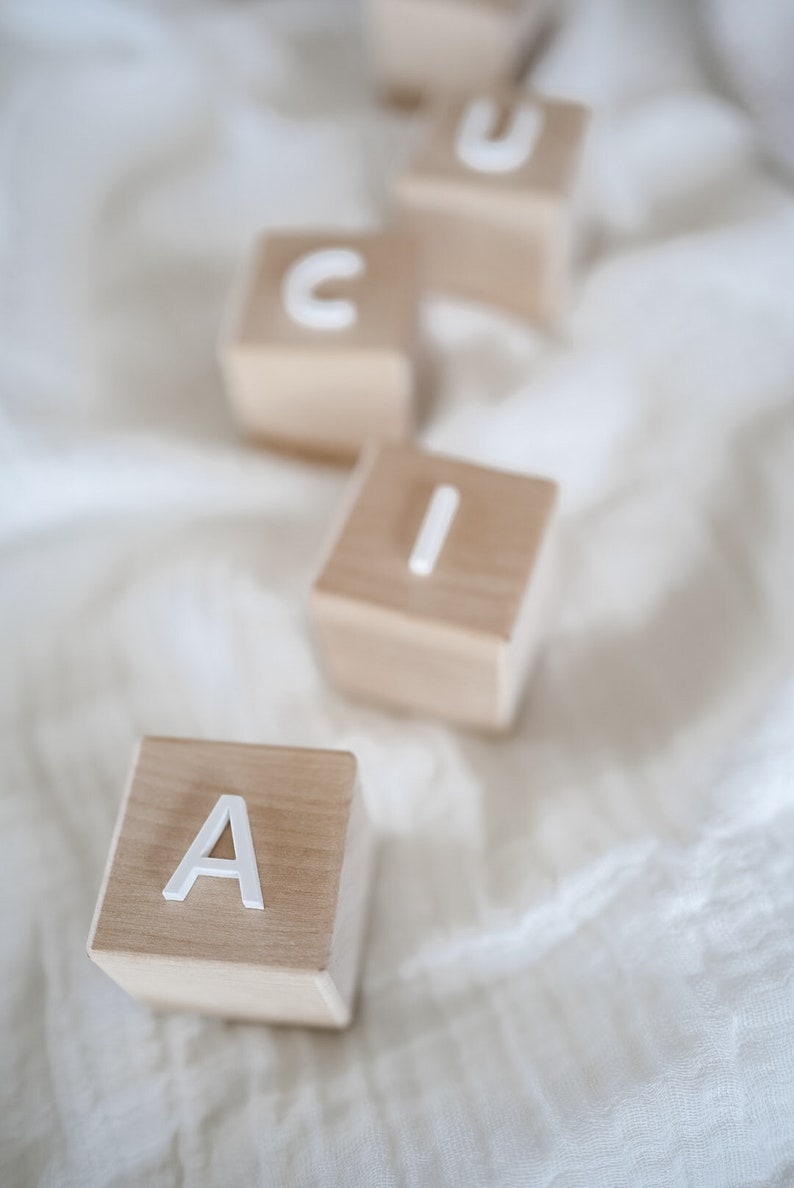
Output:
[
  {"xmin": 456, "ymin": 98, "xmax": 543, "ymax": 175},
  {"xmin": 162, "ymin": 794, "xmax": 264, "ymax": 910},
  {"xmin": 282, "ymin": 247, "xmax": 366, "ymax": 331}
]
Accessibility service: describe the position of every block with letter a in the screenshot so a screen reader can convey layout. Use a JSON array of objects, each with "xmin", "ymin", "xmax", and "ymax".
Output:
[
  {"xmin": 366, "ymin": 0, "xmax": 551, "ymax": 106},
  {"xmin": 220, "ymin": 229, "xmax": 420, "ymax": 462},
  {"xmin": 311, "ymin": 442, "xmax": 559, "ymax": 731},
  {"xmin": 396, "ymin": 88, "xmax": 590, "ymax": 323},
  {"xmin": 87, "ymin": 739, "xmax": 375, "ymax": 1028}
]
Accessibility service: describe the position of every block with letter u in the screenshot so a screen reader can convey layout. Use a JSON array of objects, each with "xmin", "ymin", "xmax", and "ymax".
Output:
[
  {"xmin": 396, "ymin": 87, "xmax": 590, "ymax": 323},
  {"xmin": 87, "ymin": 738, "xmax": 375, "ymax": 1028}
]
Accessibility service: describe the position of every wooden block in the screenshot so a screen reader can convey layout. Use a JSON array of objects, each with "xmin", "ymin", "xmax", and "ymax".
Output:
[
  {"xmin": 367, "ymin": 0, "xmax": 550, "ymax": 106},
  {"xmin": 396, "ymin": 88, "xmax": 590, "ymax": 322},
  {"xmin": 311, "ymin": 442, "xmax": 559, "ymax": 731},
  {"xmin": 87, "ymin": 739, "xmax": 375, "ymax": 1028},
  {"xmin": 220, "ymin": 229, "xmax": 420, "ymax": 463}
]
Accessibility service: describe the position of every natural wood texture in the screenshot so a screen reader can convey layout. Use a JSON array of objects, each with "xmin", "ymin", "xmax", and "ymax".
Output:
[
  {"xmin": 366, "ymin": 0, "xmax": 550, "ymax": 106},
  {"xmin": 87, "ymin": 739, "xmax": 376, "ymax": 1028},
  {"xmin": 311, "ymin": 442, "xmax": 559, "ymax": 731},
  {"xmin": 396, "ymin": 89, "xmax": 590, "ymax": 322},
  {"xmin": 220, "ymin": 229, "xmax": 420, "ymax": 462}
]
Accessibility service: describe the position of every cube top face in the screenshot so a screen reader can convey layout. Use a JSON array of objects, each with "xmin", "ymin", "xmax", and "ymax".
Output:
[
  {"xmin": 403, "ymin": 89, "xmax": 590, "ymax": 205},
  {"xmin": 89, "ymin": 738, "xmax": 358, "ymax": 973},
  {"xmin": 232, "ymin": 229, "xmax": 418, "ymax": 356},
  {"xmin": 314, "ymin": 442, "xmax": 557, "ymax": 640}
]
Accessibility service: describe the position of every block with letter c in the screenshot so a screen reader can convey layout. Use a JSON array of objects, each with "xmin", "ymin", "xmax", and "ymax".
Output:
[{"xmin": 220, "ymin": 229, "xmax": 420, "ymax": 462}]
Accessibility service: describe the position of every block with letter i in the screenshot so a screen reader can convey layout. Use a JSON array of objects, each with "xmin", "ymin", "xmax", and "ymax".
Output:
[
  {"xmin": 220, "ymin": 229, "xmax": 420, "ymax": 462},
  {"xmin": 87, "ymin": 739, "xmax": 375, "ymax": 1028},
  {"xmin": 311, "ymin": 442, "xmax": 559, "ymax": 732},
  {"xmin": 396, "ymin": 88, "xmax": 590, "ymax": 323}
]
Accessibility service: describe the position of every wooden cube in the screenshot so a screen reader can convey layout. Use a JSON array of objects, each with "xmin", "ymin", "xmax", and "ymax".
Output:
[
  {"xmin": 367, "ymin": 0, "xmax": 550, "ymax": 106},
  {"xmin": 87, "ymin": 739, "xmax": 375, "ymax": 1028},
  {"xmin": 396, "ymin": 88, "xmax": 590, "ymax": 322},
  {"xmin": 220, "ymin": 229, "xmax": 420, "ymax": 462},
  {"xmin": 311, "ymin": 442, "xmax": 559, "ymax": 731}
]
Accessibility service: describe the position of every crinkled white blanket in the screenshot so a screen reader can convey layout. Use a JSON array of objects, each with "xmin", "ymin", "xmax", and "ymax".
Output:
[{"xmin": 2, "ymin": 1, "xmax": 794, "ymax": 1185}]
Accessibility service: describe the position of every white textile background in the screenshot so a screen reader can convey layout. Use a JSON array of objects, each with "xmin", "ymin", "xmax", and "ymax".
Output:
[{"xmin": 2, "ymin": 1, "xmax": 794, "ymax": 1185}]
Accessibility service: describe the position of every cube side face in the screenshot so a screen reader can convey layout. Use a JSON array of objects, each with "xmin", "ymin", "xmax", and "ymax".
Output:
[
  {"xmin": 312, "ymin": 590, "xmax": 504, "ymax": 729},
  {"xmin": 368, "ymin": 0, "xmax": 525, "ymax": 103},
  {"xmin": 501, "ymin": 500, "xmax": 560, "ymax": 723},
  {"xmin": 88, "ymin": 740, "xmax": 370, "ymax": 1026},
  {"xmin": 89, "ymin": 953, "xmax": 350, "ymax": 1028},
  {"xmin": 223, "ymin": 345, "xmax": 415, "ymax": 461},
  {"xmin": 326, "ymin": 773, "xmax": 377, "ymax": 1016}
]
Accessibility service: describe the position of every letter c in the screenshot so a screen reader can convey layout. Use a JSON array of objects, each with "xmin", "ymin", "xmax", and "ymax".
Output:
[{"xmin": 282, "ymin": 247, "xmax": 366, "ymax": 331}]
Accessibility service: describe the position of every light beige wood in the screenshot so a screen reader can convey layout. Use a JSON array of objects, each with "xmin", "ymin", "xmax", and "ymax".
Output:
[
  {"xmin": 311, "ymin": 441, "xmax": 558, "ymax": 731},
  {"xmin": 220, "ymin": 229, "xmax": 420, "ymax": 462},
  {"xmin": 87, "ymin": 739, "xmax": 376, "ymax": 1028},
  {"xmin": 367, "ymin": 0, "xmax": 550, "ymax": 106},
  {"xmin": 396, "ymin": 88, "xmax": 590, "ymax": 323}
]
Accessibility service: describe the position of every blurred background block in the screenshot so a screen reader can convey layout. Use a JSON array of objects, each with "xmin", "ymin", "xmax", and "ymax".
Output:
[
  {"xmin": 366, "ymin": 0, "xmax": 552, "ymax": 106},
  {"xmin": 396, "ymin": 89, "xmax": 590, "ymax": 322}
]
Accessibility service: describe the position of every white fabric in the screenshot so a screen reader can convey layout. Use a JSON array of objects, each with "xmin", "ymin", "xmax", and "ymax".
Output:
[{"xmin": 2, "ymin": 1, "xmax": 794, "ymax": 1184}]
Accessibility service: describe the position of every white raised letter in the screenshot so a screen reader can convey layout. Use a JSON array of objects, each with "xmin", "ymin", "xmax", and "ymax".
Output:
[
  {"xmin": 162, "ymin": 794, "xmax": 264, "ymax": 910},
  {"xmin": 409, "ymin": 484, "xmax": 460, "ymax": 576},
  {"xmin": 282, "ymin": 248, "xmax": 365, "ymax": 330},
  {"xmin": 456, "ymin": 98, "xmax": 543, "ymax": 175}
]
